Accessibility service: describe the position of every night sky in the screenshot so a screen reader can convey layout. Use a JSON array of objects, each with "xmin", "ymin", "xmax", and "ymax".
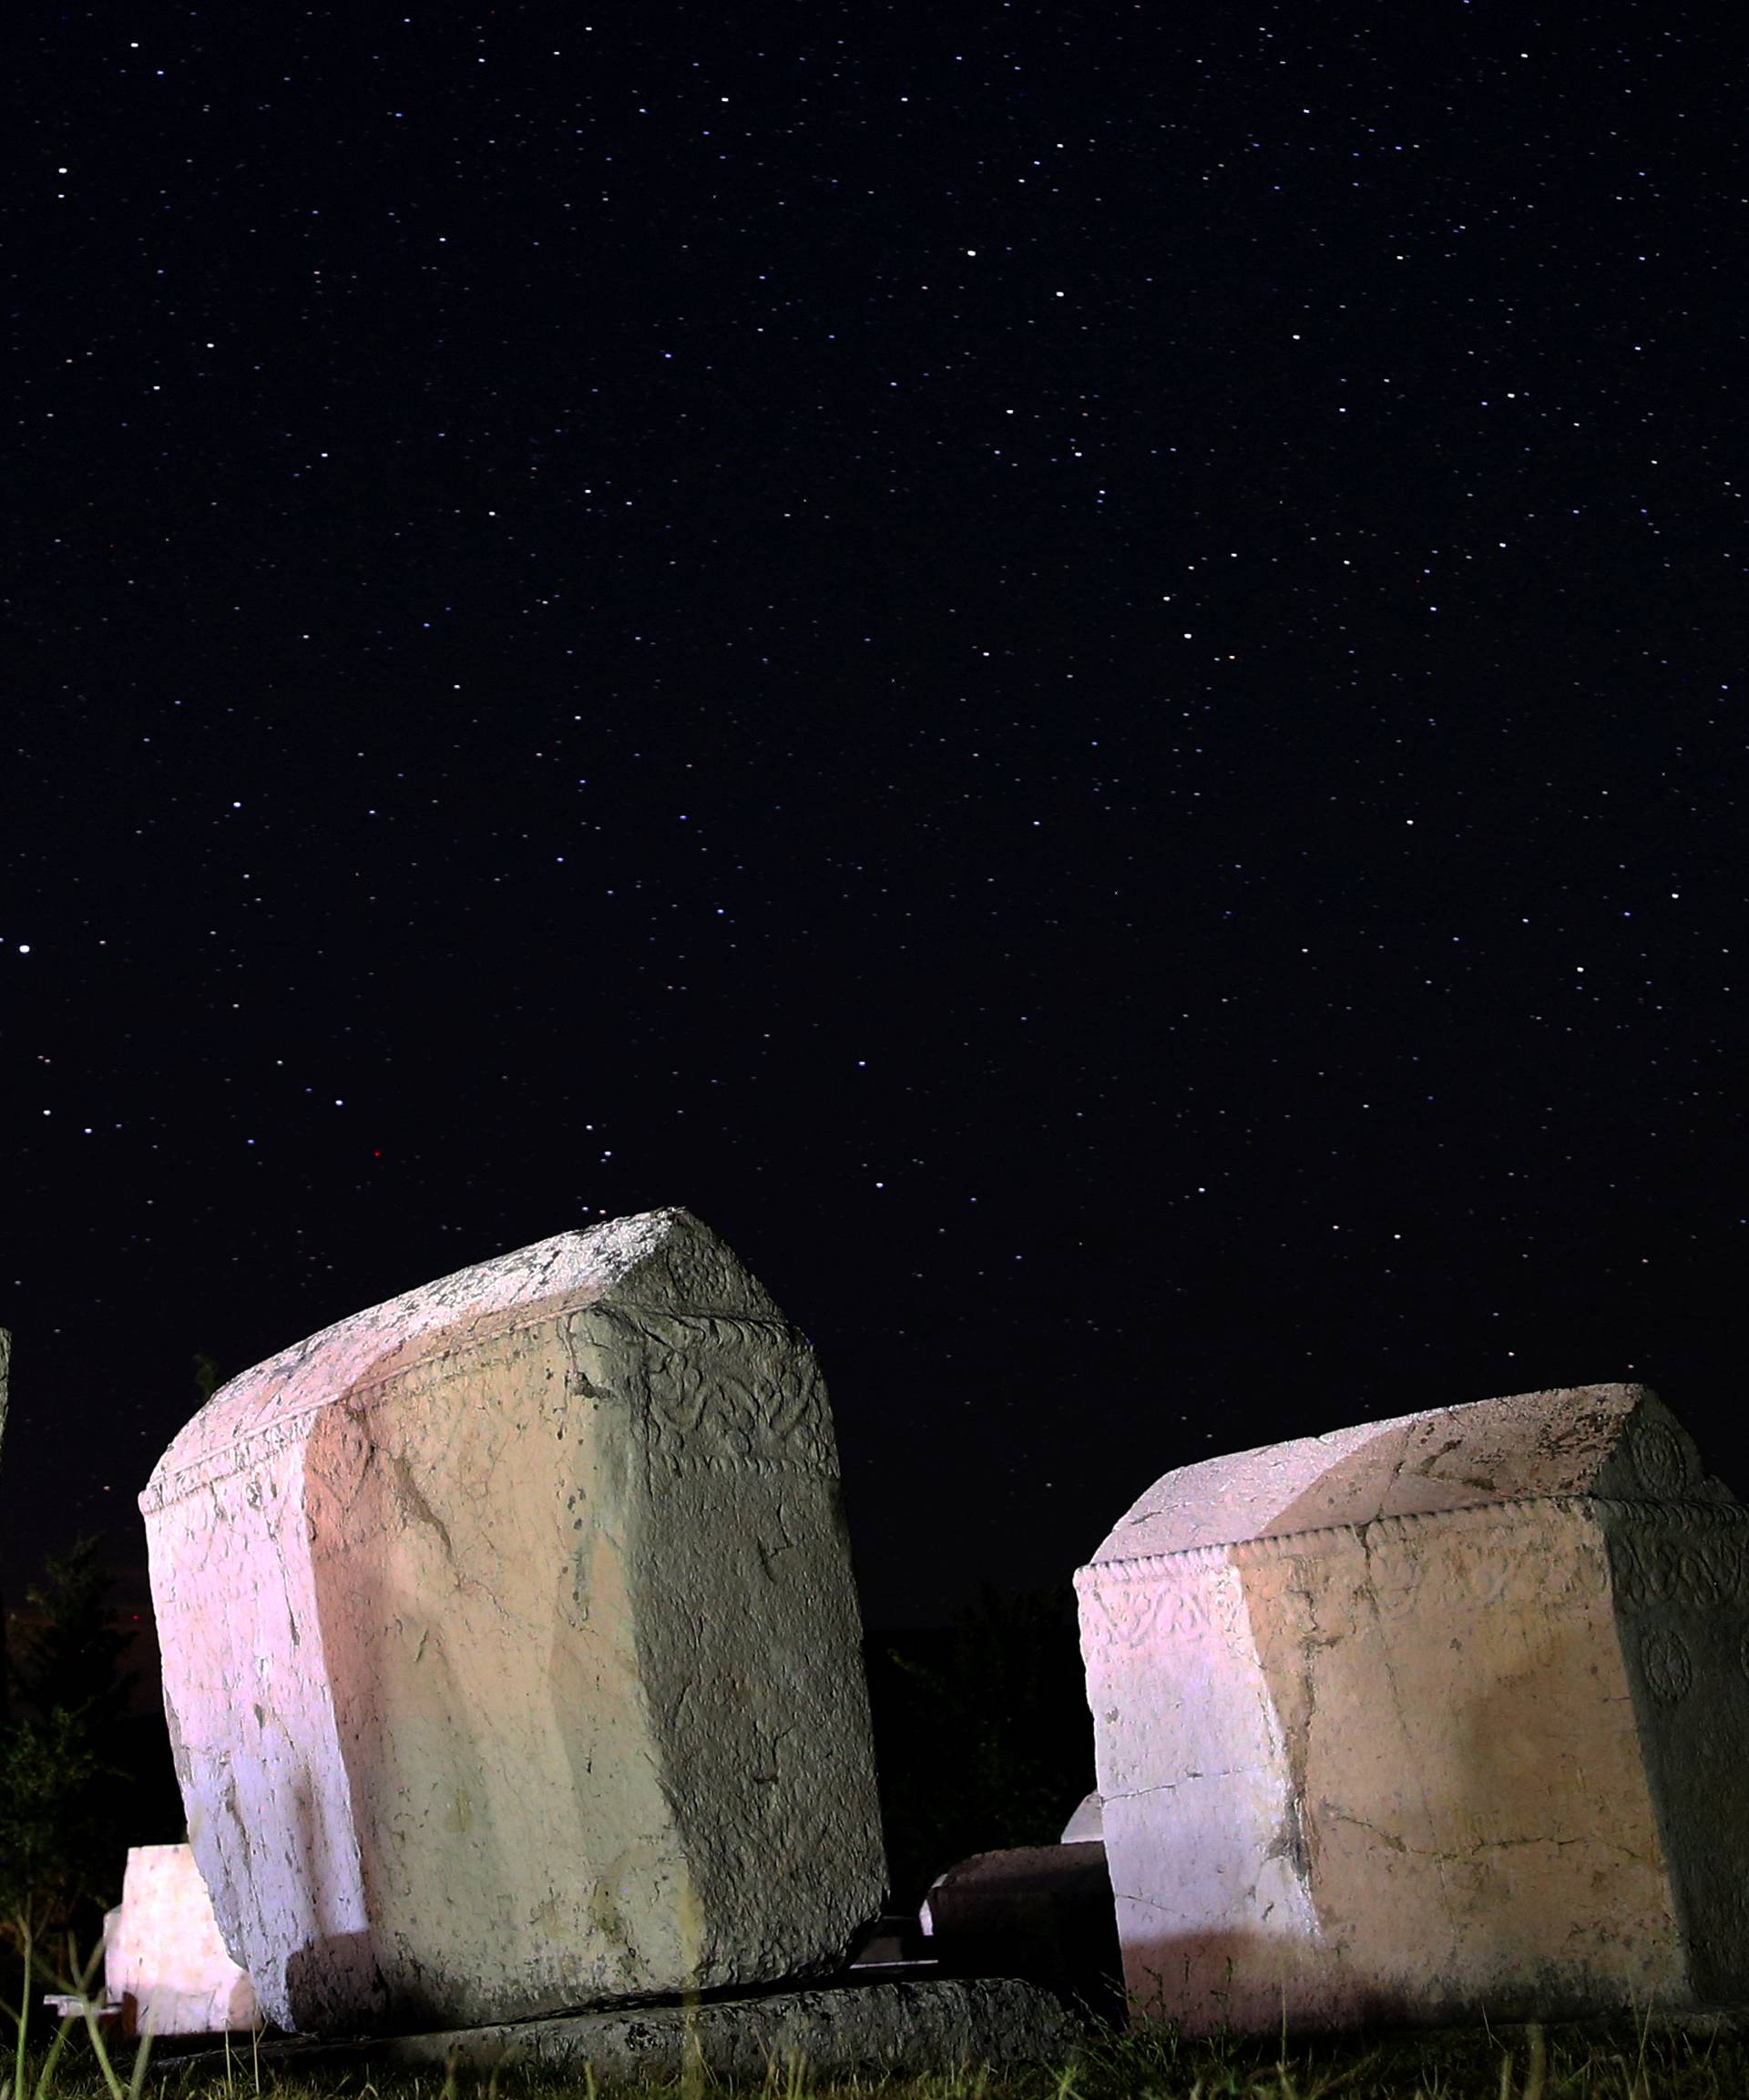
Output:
[{"xmin": 4, "ymin": 3, "xmax": 1744, "ymax": 1627}]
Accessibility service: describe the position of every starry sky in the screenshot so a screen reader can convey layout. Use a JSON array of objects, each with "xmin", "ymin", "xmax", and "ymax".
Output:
[{"xmin": 3, "ymin": 2, "xmax": 1744, "ymax": 1624}]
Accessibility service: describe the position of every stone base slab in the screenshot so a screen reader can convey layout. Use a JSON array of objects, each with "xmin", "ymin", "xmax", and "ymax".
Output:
[{"xmin": 154, "ymin": 1978, "xmax": 1085, "ymax": 2081}]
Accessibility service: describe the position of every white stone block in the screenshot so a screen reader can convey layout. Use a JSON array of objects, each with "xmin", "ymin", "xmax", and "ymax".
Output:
[
  {"xmin": 1077, "ymin": 1384, "xmax": 1749, "ymax": 2031},
  {"xmin": 104, "ymin": 1844, "xmax": 258, "ymax": 2037},
  {"xmin": 141, "ymin": 1208, "xmax": 885, "ymax": 2034},
  {"xmin": 1059, "ymin": 1793, "xmax": 1102, "ymax": 1845}
]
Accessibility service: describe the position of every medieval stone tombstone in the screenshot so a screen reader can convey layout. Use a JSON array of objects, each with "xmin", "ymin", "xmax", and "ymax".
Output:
[
  {"xmin": 1077, "ymin": 1383, "xmax": 1749, "ymax": 2032},
  {"xmin": 141, "ymin": 1208, "xmax": 885, "ymax": 2034}
]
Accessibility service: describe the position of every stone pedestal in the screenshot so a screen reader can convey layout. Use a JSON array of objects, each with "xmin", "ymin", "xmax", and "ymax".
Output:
[
  {"xmin": 141, "ymin": 1208, "xmax": 885, "ymax": 2034},
  {"xmin": 1077, "ymin": 1384, "xmax": 1749, "ymax": 2032},
  {"xmin": 105, "ymin": 1845, "xmax": 258, "ymax": 2038},
  {"xmin": 159, "ymin": 1977, "xmax": 1086, "ymax": 2082},
  {"xmin": 920, "ymin": 1846, "xmax": 1122, "ymax": 2012}
]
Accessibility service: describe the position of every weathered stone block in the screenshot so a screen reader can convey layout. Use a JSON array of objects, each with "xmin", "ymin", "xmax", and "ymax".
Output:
[
  {"xmin": 1076, "ymin": 1384, "xmax": 1749, "ymax": 2032},
  {"xmin": 104, "ymin": 1844, "xmax": 259, "ymax": 2037},
  {"xmin": 141, "ymin": 1208, "xmax": 885, "ymax": 2034}
]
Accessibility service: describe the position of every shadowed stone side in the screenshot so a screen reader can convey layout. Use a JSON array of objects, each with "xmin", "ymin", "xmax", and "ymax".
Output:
[
  {"xmin": 1077, "ymin": 1384, "xmax": 1749, "ymax": 2033},
  {"xmin": 140, "ymin": 1209, "xmax": 885, "ymax": 2035}
]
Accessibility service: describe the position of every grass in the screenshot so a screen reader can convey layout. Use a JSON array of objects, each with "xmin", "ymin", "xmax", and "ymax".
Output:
[
  {"xmin": 3, "ymin": 1915, "xmax": 1740, "ymax": 2100},
  {"xmin": 0, "ymin": 1923, "xmax": 154, "ymax": 2100},
  {"xmin": 3, "ymin": 1987, "xmax": 1747, "ymax": 2100}
]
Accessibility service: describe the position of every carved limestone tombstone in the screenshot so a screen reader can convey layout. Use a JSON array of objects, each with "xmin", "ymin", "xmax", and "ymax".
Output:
[
  {"xmin": 1077, "ymin": 1384, "xmax": 1749, "ymax": 2032},
  {"xmin": 141, "ymin": 1208, "xmax": 885, "ymax": 2034}
]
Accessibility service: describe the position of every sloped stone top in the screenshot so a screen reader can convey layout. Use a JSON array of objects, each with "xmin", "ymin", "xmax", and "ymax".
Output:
[
  {"xmin": 141, "ymin": 1206, "xmax": 782, "ymax": 1511},
  {"xmin": 1086, "ymin": 1383, "xmax": 1730, "ymax": 1569}
]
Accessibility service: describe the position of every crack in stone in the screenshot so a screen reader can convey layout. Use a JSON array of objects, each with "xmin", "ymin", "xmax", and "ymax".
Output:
[
  {"xmin": 1320, "ymin": 1805, "xmax": 1651, "ymax": 1865},
  {"xmin": 1117, "ymin": 1769, "xmax": 1252, "ymax": 1801}
]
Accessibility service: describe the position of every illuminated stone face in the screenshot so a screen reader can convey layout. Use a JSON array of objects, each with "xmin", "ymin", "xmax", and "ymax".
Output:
[
  {"xmin": 141, "ymin": 1208, "xmax": 884, "ymax": 2035},
  {"xmin": 1077, "ymin": 1384, "xmax": 1749, "ymax": 2033},
  {"xmin": 104, "ymin": 1844, "xmax": 258, "ymax": 2038}
]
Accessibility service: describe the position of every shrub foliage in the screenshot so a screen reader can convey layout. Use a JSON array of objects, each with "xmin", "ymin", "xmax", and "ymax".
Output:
[{"xmin": 0, "ymin": 1539, "xmax": 138, "ymax": 1952}]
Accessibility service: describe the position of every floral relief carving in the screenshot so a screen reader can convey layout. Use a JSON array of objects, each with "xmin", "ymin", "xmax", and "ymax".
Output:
[
  {"xmin": 1639, "ymin": 1626, "xmax": 1694, "ymax": 1705},
  {"xmin": 1078, "ymin": 1566, "xmax": 1238, "ymax": 1655},
  {"xmin": 596, "ymin": 1310, "xmax": 834, "ymax": 1472},
  {"xmin": 1609, "ymin": 1517, "xmax": 1749, "ymax": 1615},
  {"xmin": 1628, "ymin": 1419, "xmax": 1689, "ymax": 1499}
]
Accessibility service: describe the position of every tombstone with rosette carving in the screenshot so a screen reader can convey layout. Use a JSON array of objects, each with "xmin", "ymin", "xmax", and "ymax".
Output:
[
  {"xmin": 140, "ymin": 1209, "xmax": 884, "ymax": 2035},
  {"xmin": 1076, "ymin": 1384, "xmax": 1749, "ymax": 2033}
]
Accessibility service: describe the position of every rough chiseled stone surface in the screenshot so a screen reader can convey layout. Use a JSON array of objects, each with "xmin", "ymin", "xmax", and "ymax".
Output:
[
  {"xmin": 104, "ymin": 1844, "xmax": 259, "ymax": 2037},
  {"xmin": 141, "ymin": 1208, "xmax": 885, "ymax": 2035},
  {"xmin": 1077, "ymin": 1384, "xmax": 1749, "ymax": 2033}
]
